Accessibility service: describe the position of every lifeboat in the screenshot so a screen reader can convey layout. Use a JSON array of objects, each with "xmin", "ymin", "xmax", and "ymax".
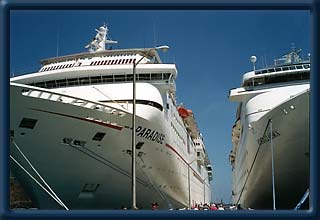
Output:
[
  {"xmin": 178, "ymin": 106, "xmax": 192, "ymax": 118},
  {"xmin": 178, "ymin": 106, "xmax": 199, "ymax": 138}
]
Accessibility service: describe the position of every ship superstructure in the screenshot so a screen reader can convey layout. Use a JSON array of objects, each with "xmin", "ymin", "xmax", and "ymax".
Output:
[
  {"xmin": 229, "ymin": 47, "xmax": 310, "ymax": 209},
  {"xmin": 10, "ymin": 25, "xmax": 212, "ymax": 210}
]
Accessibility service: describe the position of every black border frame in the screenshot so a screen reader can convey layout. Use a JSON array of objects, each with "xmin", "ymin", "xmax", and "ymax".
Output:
[{"xmin": 1, "ymin": 0, "xmax": 319, "ymax": 220}]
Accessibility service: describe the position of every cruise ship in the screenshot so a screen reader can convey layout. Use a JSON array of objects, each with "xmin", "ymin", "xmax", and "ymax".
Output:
[
  {"xmin": 10, "ymin": 25, "xmax": 212, "ymax": 210},
  {"xmin": 229, "ymin": 48, "xmax": 310, "ymax": 209}
]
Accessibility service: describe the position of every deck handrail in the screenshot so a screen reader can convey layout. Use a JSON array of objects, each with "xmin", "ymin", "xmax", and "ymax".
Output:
[{"xmin": 11, "ymin": 82, "xmax": 128, "ymax": 117}]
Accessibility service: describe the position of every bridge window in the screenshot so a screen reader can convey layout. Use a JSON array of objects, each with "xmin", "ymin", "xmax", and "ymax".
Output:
[
  {"xmin": 102, "ymin": 75, "xmax": 113, "ymax": 82},
  {"xmin": 46, "ymin": 80, "xmax": 57, "ymax": 88},
  {"xmin": 67, "ymin": 78, "xmax": 79, "ymax": 86},
  {"xmin": 282, "ymin": 66, "xmax": 289, "ymax": 71},
  {"xmin": 243, "ymin": 70, "xmax": 309, "ymax": 87},
  {"xmin": 80, "ymin": 77, "xmax": 90, "ymax": 85},
  {"xmin": 28, "ymin": 72, "xmax": 174, "ymax": 89},
  {"xmin": 114, "ymin": 75, "xmax": 126, "ymax": 82},
  {"xmin": 91, "ymin": 76, "xmax": 102, "ymax": 84},
  {"xmin": 56, "ymin": 79, "xmax": 67, "ymax": 87},
  {"xmin": 303, "ymin": 64, "xmax": 310, "ymax": 69},
  {"xmin": 151, "ymin": 73, "xmax": 163, "ymax": 80},
  {"xmin": 139, "ymin": 74, "xmax": 150, "ymax": 81}
]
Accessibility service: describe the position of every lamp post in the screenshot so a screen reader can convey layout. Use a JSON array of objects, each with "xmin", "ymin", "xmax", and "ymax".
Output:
[
  {"xmin": 187, "ymin": 158, "xmax": 198, "ymax": 209},
  {"xmin": 203, "ymin": 175, "xmax": 209, "ymax": 203},
  {"xmin": 131, "ymin": 45, "xmax": 169, "ymax": 210},
  {"xmin": 269, "ymin": 120, "xmax": 276, "ymax": 210}
]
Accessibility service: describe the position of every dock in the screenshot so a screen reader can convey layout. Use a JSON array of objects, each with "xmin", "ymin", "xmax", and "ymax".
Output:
[{"xmin": 10, "ymin": 176, "xmax": 34, "ymax": 209}]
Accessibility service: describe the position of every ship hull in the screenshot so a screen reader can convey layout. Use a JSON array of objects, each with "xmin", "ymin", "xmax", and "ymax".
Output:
[
  {"xmin": 232, "ymin": 89, "xmax": 309, "ymax": 209},
  {"xmin": 10, "ymin": 83, "xmax": 211, "ymax": 209}
]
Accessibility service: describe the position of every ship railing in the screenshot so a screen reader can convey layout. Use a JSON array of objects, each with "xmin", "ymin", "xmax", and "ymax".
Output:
[{"xmin": 11, "ymin": 82, "xmax": 128, "ymax": 117}]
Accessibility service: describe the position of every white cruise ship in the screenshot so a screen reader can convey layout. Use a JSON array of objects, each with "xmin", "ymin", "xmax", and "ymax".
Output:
[
  {"xmin": 229, "ymin": 48, "xmax": 310, "ymax": 209},
  {"xmin": 10, "ymin": 25, "xmax": 212, "ymax": 210}
]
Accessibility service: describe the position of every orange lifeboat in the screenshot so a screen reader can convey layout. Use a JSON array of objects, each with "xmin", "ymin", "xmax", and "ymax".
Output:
[{"xmin": 178, "ymin": 107, "xmax": 193, "ymax": 118}]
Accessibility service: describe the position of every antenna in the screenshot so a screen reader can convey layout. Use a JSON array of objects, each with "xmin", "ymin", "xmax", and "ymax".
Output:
[
  {"xmin": 291, "ymin": 42, "xmax": 296, "ymax": 52},
  {"xmin": 56, "ymin": 25, "xmax": 60, "ymax": 57},
  {"xmin": 264, "ymin": 54, "xmax": 267, "ymax": 68},
  {"xmin": 153, "ymin": 21, "xmax": 157, "ymax": 47}
]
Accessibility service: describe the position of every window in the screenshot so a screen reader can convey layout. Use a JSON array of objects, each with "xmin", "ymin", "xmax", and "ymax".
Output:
[
  {"xmin": 91, "ymin": 76, "xmax": 102, "ymax": 84},
  {"xmin": 126, "ymin": 74, "xmax": 134, "ymax": 81},
  {"xmin": 102, "ymin": 75, "xmax": 113, "ymax": 82},
  {"xmin": 80, "ymin": 77, "xmax": 90, "ymax": 85},
  {"xmin": 289, "ymin": 66, "xmax": 296, "ymax": 70},
  {"xmin": 163, "ymin": 73, "xmax": 171, "ymax": 80},
  {"xmin": 114, "ymin": 75, "xmax": 126, "ymax": 82},
  {"xmin": 46, "ymin": 80, "xmax": 57, "ymax": 88},
  {"xmin": 139, "ymin": 74, "xmax": 150, "ymax": 81},
  {"xmin": 243, "ymin": 70, "xmax": 309, "ymax": 87},
  {"xmin": 19, "ymin": 118, "xmax": 37, "ymax": 129},
  {"xmin": 282, "ymin": 66, "xmax": 289, "ymax": 71},
  {"xmin": 275, "ymin": 67, "xmax": 282, "ymax": 72},
  {"xmin": 151, "ymin": 73, "xmax": 162, "ymax": 80},
  {"xmin": 92, "ymin": 132, "xmax": 106, "ymax": 141},
  {"xmin": 67, "ymin": 78, "xmax": 79, "ymax": 86},
  {"xmin": 56, "ymin": 79, "xmax": 67, "ymax": 87},
  {"xmin": 82, "ymin": 183, "xmax": 100, "ymax": 193},
  {"xmin": 35, "ymin": 82, "xmax": 45, "ymax": 87}
]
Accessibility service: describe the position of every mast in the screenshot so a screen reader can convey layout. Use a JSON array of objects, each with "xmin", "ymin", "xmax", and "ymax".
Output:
[{"xmin": 85, "ymin": 24, "xmax": 118, "ymax": 52}]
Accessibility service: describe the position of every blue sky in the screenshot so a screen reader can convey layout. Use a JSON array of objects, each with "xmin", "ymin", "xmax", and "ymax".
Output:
[{"xmin": 10, "ymin": 10, "xmax": 310, "ymax": 203}]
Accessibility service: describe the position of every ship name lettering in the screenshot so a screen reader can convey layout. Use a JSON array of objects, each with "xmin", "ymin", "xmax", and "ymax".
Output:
[
  {"xmin": 257, "ymin": 130, "xmax": 280, "ymax": 145},
  {"xmin": 136, "ymin": 126, "xmax": 165, "ymax": 144}
]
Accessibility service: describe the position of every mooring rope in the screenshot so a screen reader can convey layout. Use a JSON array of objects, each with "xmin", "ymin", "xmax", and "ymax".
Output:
[{"xmin": 11, "ymin": 139, "xmax": 69, "ymax": 210}]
